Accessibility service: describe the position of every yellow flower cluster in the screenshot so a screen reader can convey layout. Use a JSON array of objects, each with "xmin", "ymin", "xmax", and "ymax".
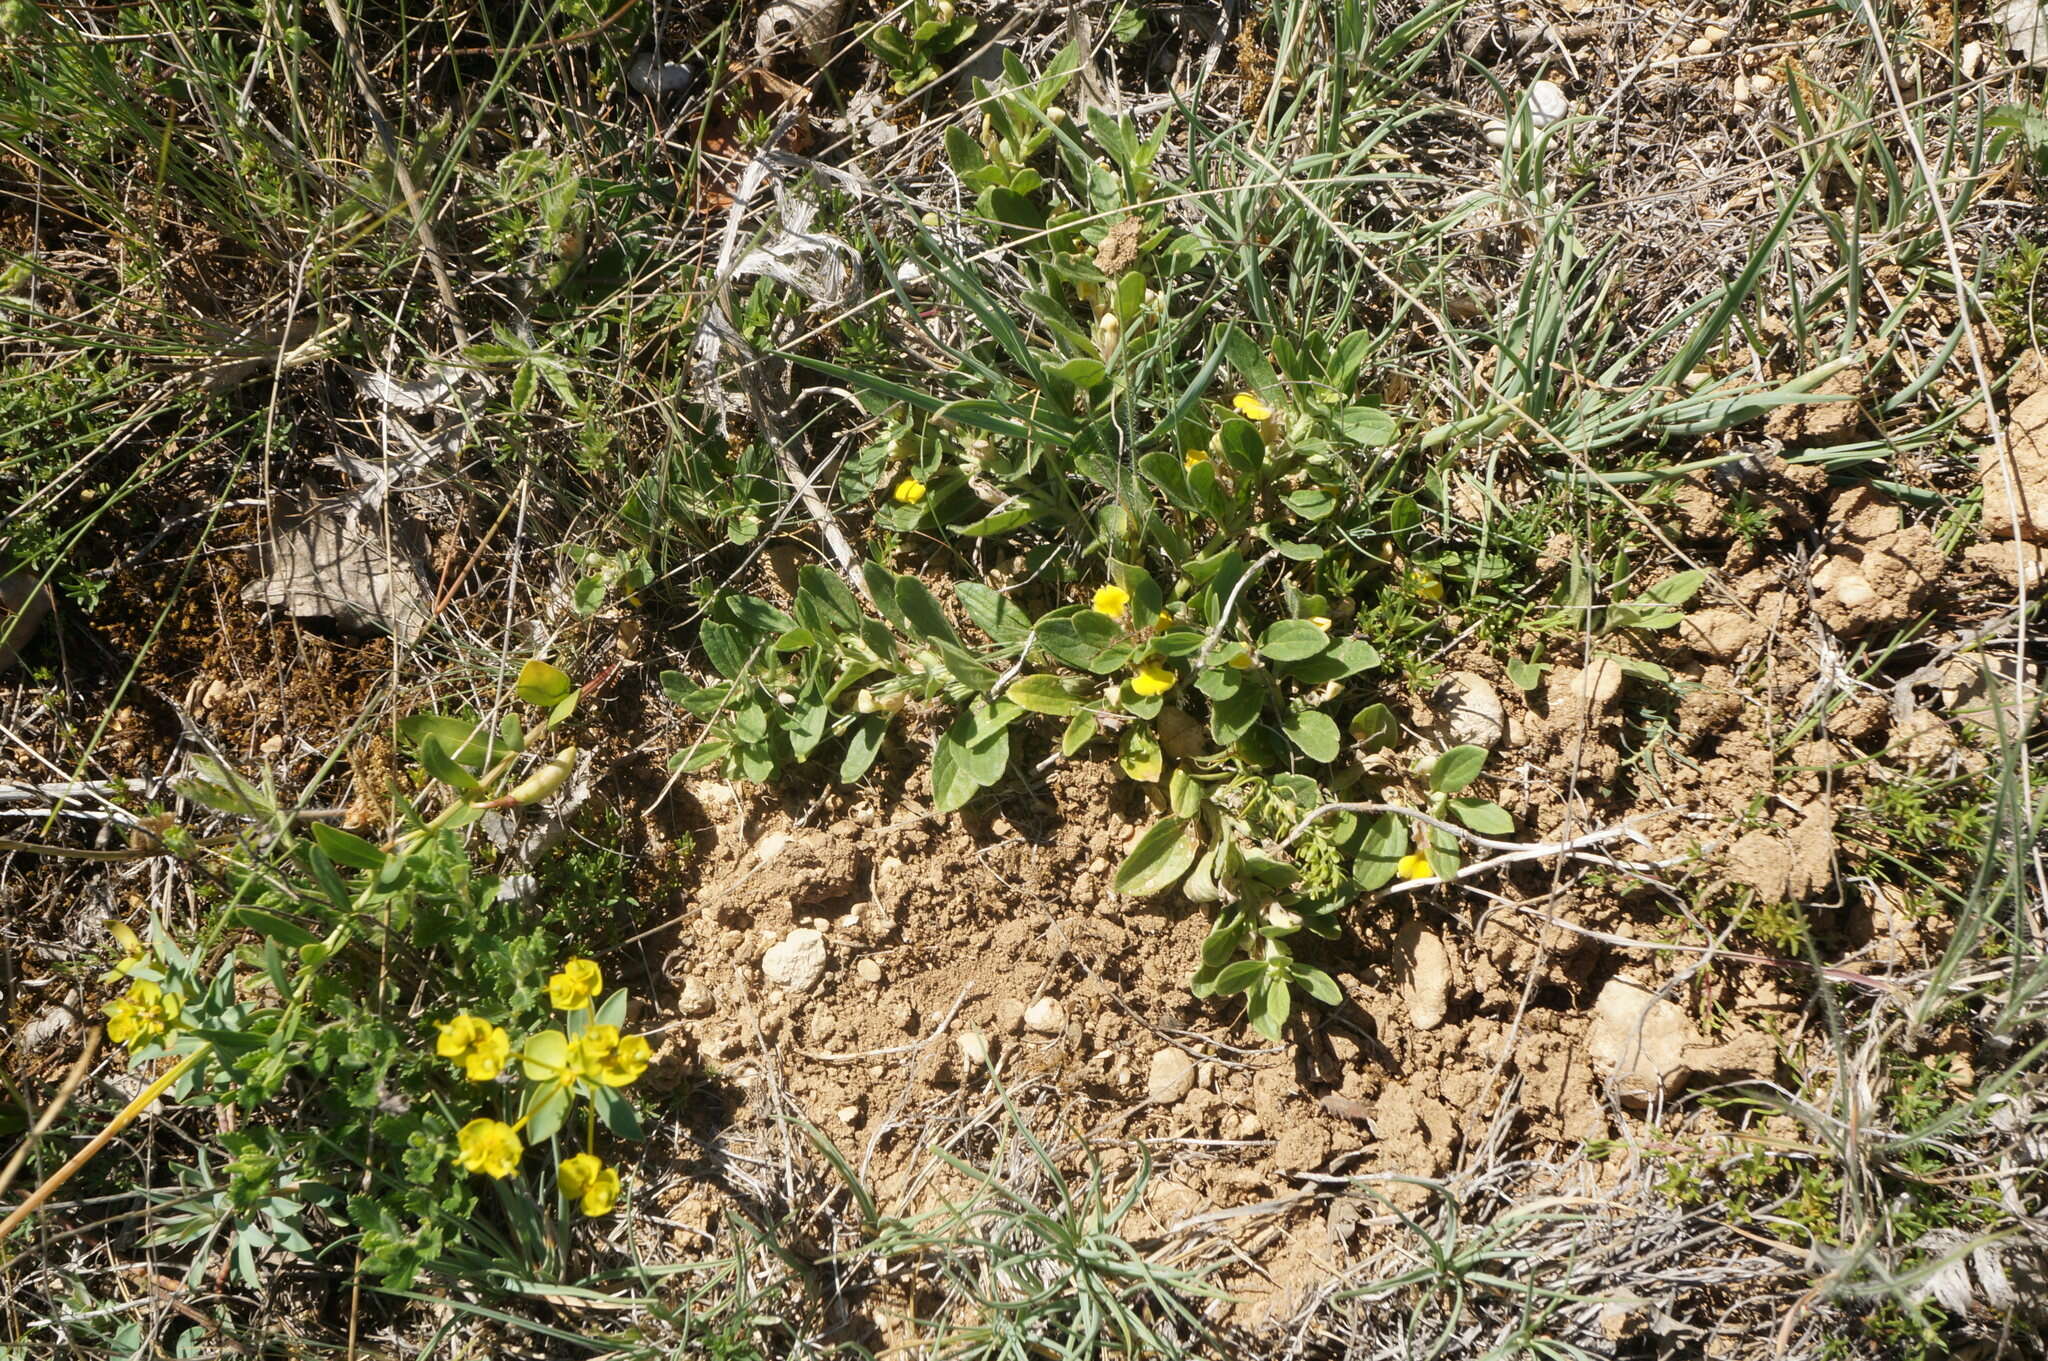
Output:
[
  {"xmin": 457, "ymin": 1118, "xmax": 523, "ymax": 1178},
  {"xmin": 559, "ymin": 1152, "xmax": 622, "ymax": 1216},
  {"xmin": 437, "ymin": 1015, "xmax": 512, "ymax": 1082},
  {"xmin": 571, "ymin": 1025, "xmax": 653, "ymax": 1088},
  {"xmin": 548, "ymin": 957, "xmax": 602, "ymax": 1010},
  {"xmin": 104, "ymin": 978, "xmax": 182, "ymax": 1049}
]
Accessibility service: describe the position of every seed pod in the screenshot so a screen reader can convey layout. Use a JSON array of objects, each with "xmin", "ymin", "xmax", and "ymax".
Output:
[{"xmin": 505, "ymin": 747, "xmax": 578, "ymax": 806}]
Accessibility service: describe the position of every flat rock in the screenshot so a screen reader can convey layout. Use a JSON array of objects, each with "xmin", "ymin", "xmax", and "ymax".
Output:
[
  {"xmin": 677, "ymin": 975, "xmax": 714, "ymax": 1017},
  {"xmin": 1147, "ymin": 1048, "xmax": 1197, "ymax": 1105},
  {"xmin": 1981, "ymin": 386, "xmax": 2048, "ymax": 542},
  {"xmin": 1396, "ymin": 921, "xmax": 1452, "ymax": 1031},
  {"xmin": 1586, "ymin": 977, "xmax": 1692, "ymax": 1107},
  {"xmin": 761, "ymin": 927, "xmax": 828, "ymax": 994},
  {"xmin": 1421, "ymin": 670, "xmax": 1505, "ymax": 750}
]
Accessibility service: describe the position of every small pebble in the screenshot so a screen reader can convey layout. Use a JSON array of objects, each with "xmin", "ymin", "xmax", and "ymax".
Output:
[
  {"xmin": 837, "ymin": 1104, "xmax": 861, "ymax": 1125},
  {"xmin": 854, "ymin": 957, "xmax": 883, "ymax": 984},
  {"xmin": 1687, "ymin": 36, "xmax": 1714, "ymax": 55},
  {"xmin": 1023, "ymin": 997, "xmax": 1067, "ymax": 1035},
  {"xmin": 678, "ymin": 976, "xmax": 714, "ymax": 1017},
  {"xmin": 1147, "ymin": 1048, "xmax": 1197, "ymax": 1105},
  {"xmin": 1482, "ymin": 118, "xmax": 1508, "ymax": 150},
  {"xmin": 626, "ymin": 52, "xmax": 696, "ymax": 97},
  {"xmin": 1527, "ymin": 80, "xmax": 1568, "ymax": 128}
]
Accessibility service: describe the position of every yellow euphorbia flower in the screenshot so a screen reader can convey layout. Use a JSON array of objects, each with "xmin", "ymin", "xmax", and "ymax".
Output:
[
  {"xmin": 1397, "ymin": 852, "xmax": 1435, "ymax": 881},
  {"xmin": 547, "ymin": 958, "xmax": 602, "ymax": 1011},
  {"xmin": 436, "ymin": 1014, "xmax": 512, "ymax": 1082},
  {"xmin": 893, "ymin": 477, "xmax": 927, "ymax": 505},
  {"xmin": 104, "ymin": 978, "xmax": 181, "ymax": 1049},
  {"xmin": 1092, "ymin": 585, "xmax": 1130, "ymax": 618},
  {"xmin": 101, "ymin": 921, "xmax": 146, "ymax": 985},
  {"xmin": 456, "ymin": 1118, "xmax": 522, "ymax": 1178},
  {"xmin": 559, "ymin": 1153, "xmax": 622, "ymax": 1216},
  {"xmin": 572, "ymin": 1025, "xmax": 653, "ymax": 1088},
  {"xmin": 1130, "ymin": 661, "xmax": 1176, "ymax": 697},
  {"xmin": 1232, "ymin": 393, "xmax": 1274, "ymax": 421}
]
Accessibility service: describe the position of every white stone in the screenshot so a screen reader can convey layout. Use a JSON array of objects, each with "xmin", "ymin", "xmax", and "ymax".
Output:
[
  {"xmin": 754, "ymin": 831, "xmax": 791, "ymax": 865},
  {"xmin": 1527, "ymin": 80, "xmax": 1568, "ymax": 128},
  {"xmin": 1482, "ymin": 118, "xmax": 1509, "ymax": 150},
  {"xmin": 1147, "ymin": 1049, "xmax": 1197, "ymax": 1105},
  {"xmin": 1023, "ymin": 997, "xmax": 1067, "ymax": 1035},
  {"xmin": 677, "ymin": 975, "xmax": 714, "ymax": 1017},
  {"xmin": 854, "ymin": 956, "xmax": 884, "ymax": 984},
  {"xmin": 761, "ymin": 927, "xmax": 828, "ymax": 994},
  {"xmin": 956, "ymin": 1029, "xmax": 990, "ymax": 1067},
  {"xmin": 626, "ymin": 52, "xmax": 695, "ymax": 96}
]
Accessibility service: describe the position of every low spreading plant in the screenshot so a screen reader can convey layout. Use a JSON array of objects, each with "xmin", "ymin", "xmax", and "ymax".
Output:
[{"xmin": 7, "ymin": 662, "xmax": 655, "ymax": 1289}]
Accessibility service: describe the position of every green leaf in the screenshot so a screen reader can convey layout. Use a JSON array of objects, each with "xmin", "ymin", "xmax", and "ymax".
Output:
[
  {"xmin": 1354, "ymin": 811, "xmax": 1407, "ymax": 890},
  {"xmin": 1645, "ymin": 569, "xmax": 1707, "ymax": 605},
  {"xmin": 955, "ymin": 581, "xmax": 1032, "ymax": 645},
  {"xmin": 1334, "ymin": 404, "xmax": 1397, "ymax": 446},
  {"xmin": 893, "ymin": 575, "xmax": 964, "ymax": 648},
  {"xmin": 1282, "ymin": 709, "xmax": 1341, "ymax": 762},
  {"xmin": 1449, "ymin": 797, "xmax": 1515, "ymax": 836},
  {"xmin": 1208, "ymin": 959, "xmax": 1268, "ymax": 997},
  {"xmin": 1034, "ymin": 608, "xmax": 1132, "ymax": 674},
  {"xmin": 930, "ymin": 700, "xmax": 1013, "ymax": 813},
  {"xmin": 1061, "ymin": 709, "xmax": 1099, "ymax": 756},
  {"xmin": 515, "ymin": 659, "xmax": 573, "ymax": 707},
  {"xmin": 1429, "ymin": 745, "xmax": 1487, "ymax": 794},
  {"xmin": 226, "ymin": 907, "xmax": 320, "ymax": 949},
  {"xmin": 395, "ymin": 713, "xmax": 502, "ymax": 768},
  {"xmin": 840, "ymin": 717, "xmax": 886, "ymax": 783},
  {"xmin": 521, "ymin": 1080, "xmax": 570, "ymax": 1145},
  {"xmin": 1258, "ymin": 620, "xmax": 1332, "ymax": 662},
  {"xmin": 1283, "ymin": 487, "xmax": 1338, "ymax": 520},
  {"xmin": 1348, "ymin": 702, "xmax": 1399, "ymax": 750},
  {"xmin": 591, "ymin": 1082, "xmax": 643, "ymax": 1139},
  {"xmin": 521, "ymin": 1030, "xmax": 570, "ymax": 1083},
  {"xmin": 310, "ymin": 822, "xmax": 385, "ymax": 872},
  {"xmin": 1118, "ymin": 723, "xmax": 1163, "ymax": 783},
  {"xmin": 1007, "ymin": 673, "xmax": 1091, "ymax": 715},
  {"xmin": 1505, "ymin": 658, "xmax": 1548, "ymax": 690},
  {"xmin": 1252, "ymin": 977, "xmax": 1292, "ymax": 1041},
  {"xmin": 1113, "ymin": 816, "xmax": 1199, "ymax": 897},
  {"xmin": 593, "ymin": 988, "xmax": 629, "ymax": 1028},
  {"xmin": 417, "ymin": 737, "xmax": 484, "ymax": 795},
  {"xmin": 1050, "ymin": 355, "xmax": 1107, "ymax": 387},
  {"xmin": 1295, "ymin": 965, "xmax": 1342, "ymax": 1006}
]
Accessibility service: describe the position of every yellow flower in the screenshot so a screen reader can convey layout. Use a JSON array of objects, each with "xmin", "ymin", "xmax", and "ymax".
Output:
[
  {"xmin": 1232, "ymin": 393, "xmax": 1274, "ymax": 421},
  {"xmin": 893, "ymin": 477, "xmax": 927, "ymax": 505},
  {"xmin": 101, "ymin": 921, "xmax": 146, "ymax": 985},
  {"xmin": 436, "ymin": 1014, "xmax": 512, "ymax": 1082},
  {"xmin": 1183, "ymin": 447, "xmax": 1209, "ymax": 469},
  {"xmin": 1092, "ymin": 585, "xmax": 1130, "ymax": 618},
  {"xmin": 1225, "ymin": 649, "xmax": 1255, "ymax": 670},
  {"xmin": 1407, "ymin": 568, "xmax": 1444, "ymax": 603},
  {"xmin": 559, "ymin": 1153, "xmax": 621, "ymax": 1216},
  {"xmin": 571, "ymin": 1025, "xmax": 653, "ymax": 1088},
  {"xmin": 456, "ymin": 1118, "xmax": 523, "ymax": 1179},
  {"xmin": 1155, "ymin": 611, "xmax": 1173, "ymax": 629},
  {"xmin": 1130, "ymin": 661, "xmax": 1176, "ymax": 697},
  {"xmin": 1308, "ymin": 616, "xmax": 1332, "ymax": 631},
  {"xmin": 1397, "ymin": 852, "xmax": 1435, "ymax": 882},
  {"xmin": 104, "ymin": 978, "xmax": 181, "ymax": 1049},
  {"xmin": 548, "ymin": 958, "xmax": 603, "ymax": 1011}
]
